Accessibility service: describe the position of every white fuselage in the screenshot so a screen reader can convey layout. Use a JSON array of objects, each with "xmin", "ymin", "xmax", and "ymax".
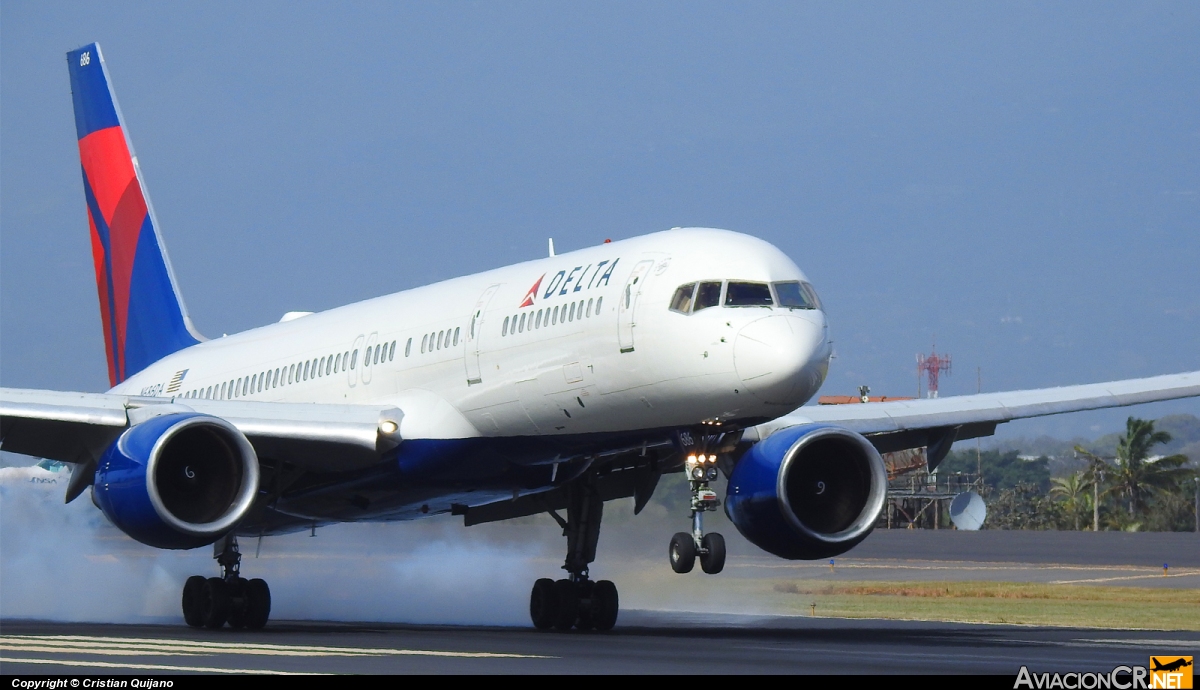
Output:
[{"xmin": 115, "ymin": 228, "xmax": 832, "ymax": 448}]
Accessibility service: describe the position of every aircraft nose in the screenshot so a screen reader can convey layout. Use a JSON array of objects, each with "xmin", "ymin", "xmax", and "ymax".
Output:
[{"xmin": 733, "ymin": 313, "xmax": 828, "ymax": 405}]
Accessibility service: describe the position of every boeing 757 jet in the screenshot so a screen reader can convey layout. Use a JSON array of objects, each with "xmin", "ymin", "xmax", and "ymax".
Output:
[{"xmin": 2, "ymin": 43, "xmax": 1197, "ymax": 631}]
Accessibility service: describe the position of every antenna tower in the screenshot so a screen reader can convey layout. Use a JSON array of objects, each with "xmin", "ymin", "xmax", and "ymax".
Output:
[{"xmin": 917, "ymin": 343, "xmax": 951, "ymax": 398}]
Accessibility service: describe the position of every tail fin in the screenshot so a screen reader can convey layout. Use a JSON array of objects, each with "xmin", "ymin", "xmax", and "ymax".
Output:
[{"xmin": 66, "ymin": 43, "xmax": 202, "ymax": 386}]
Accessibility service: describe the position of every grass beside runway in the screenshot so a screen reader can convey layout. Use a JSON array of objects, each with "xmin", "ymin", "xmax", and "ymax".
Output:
[{"xmin": 767, "ymin": 580, "xmax": 1200, "ymax": 630}]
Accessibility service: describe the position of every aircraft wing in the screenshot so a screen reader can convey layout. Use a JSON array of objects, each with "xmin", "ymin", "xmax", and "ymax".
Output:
[
  {"xmin": 0, "ymin": 387, "xmax": 402, "ymax": 472},
  {"xmin": 750, "ymin": 371, "xmax": 1200, "ymax": 463}
]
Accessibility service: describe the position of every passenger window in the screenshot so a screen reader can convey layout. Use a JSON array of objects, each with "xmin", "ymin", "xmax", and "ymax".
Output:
[
  {"xmin": 317, "ymin": 358, "xmax": 323, "ymax": 377},
  {"xmin": 335, "ymin": 353, "xmax": 342, "ymax": 372},
  {"xmin": 287, "ymin": 364, "xmax": 294, "ymax": 384},
  {"xmin": 273, "ymin": 369, "xmax": 279, "ymax": 387},
  {"xmin": 552, "ymin": 306, "xmax": 559, "ymax": 325},
  {"xmin": 390, "ymin": 340, "xmax": 397, "ymax": 360},
  {"xmin": 587, "ymin": 298, "xmax": 594, "ymax": 317},
  {"xmin": 406, "ymin": 338, "xmax": 412, "ymax": 356},
  {"xmin": 452, "ymin": 329, "xmax": 459, "ymax": 346},
  {"xmin": 303, "ymin": 361, "xmax": 309, "ymax": 381},
  {"xmin": 725, "ymin": 282, "xmax": 773, "ymax": 307},
  {"xmin": 519, "ymin": 313, "xmax": 526, "ymax": 333},
  {"xmin": 421, "ymin": 334, "xmax": 428, "ymax": 353},
  {"xmin": 694, "ymin": 281, "xmax": 722, "ymax": 311},
  {"xmin": 670, "ymin": 283, "xmax": 696, "ymax": 313},
  {"xmin": 350, "ymin": 350, "xmax": 357, "ymax": 369},
  {"xmin": 535, "ymin": 310, "xmax": 543, "ymax": 329},
  {"xmin": 569, "ymin": 302, "xmax": 576, "ymax": 322},
  {"xmin": 326, "ymin": 356, "xmax": 332, "ymax": 375},
  {"xmin": 503, "ymin": 316, "xmax": 510, "ymax": 336},
  {"xmin": 773, "ymin": 281, "xmax": 819, "ymax": 309},
  {"xmin": 595, "ymin": 296, "xmax": 602, "ymax": 313},
  {"xmin": 375, "ymin": 344, "xmax": 382, "ymax": 363}
]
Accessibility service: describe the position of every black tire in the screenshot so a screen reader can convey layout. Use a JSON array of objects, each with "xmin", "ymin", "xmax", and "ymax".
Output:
[
  {"xmin": 552, "ymin": 579, "xmax": 578, "ymax": 631},
  {"xmin": 591, "ymin": 580, "xmax": 619, "ymax": 631},
  {"xmin": 529, "ymin": 578, "xmax": 558, "ymax": 630},
  {"xmin": 245, "ymin": 579, "xmax": 271, "ymax": 630},
  {"xmin": 700, "ymin": 533, "xmax": 727, "ymax": 574},
  {"xmin": 201, "ymin": 577, "xmax": 231, "ymax": 629},
  {"xmin": 669, "ymin": 532, "xmax": 696, "ymax": 574},
  {"xmin": 181, "ymin": 576, "xmax": 206, "ymax": 628},
  {"xmin": 225, "ymin": 577, "xmax": 249, "ymax": 630},
  {"xmin": 574, "ymin": 580, "xmax": 596, "ymax": 631}
]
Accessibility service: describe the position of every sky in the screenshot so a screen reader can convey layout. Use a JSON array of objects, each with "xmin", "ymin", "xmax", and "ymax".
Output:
[{"xmin": 2, "ymin": 2, "xmax": 1197, "ymax": 441}]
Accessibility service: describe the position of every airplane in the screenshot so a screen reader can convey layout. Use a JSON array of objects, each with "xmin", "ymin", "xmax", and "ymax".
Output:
[
  {"xmin": 1, "ymin": 42, "xmax": 1198, "ymax": 633},
  {"xmin": 1151, "ymin": 659, "xmax": 1192, "ymax": 673}
]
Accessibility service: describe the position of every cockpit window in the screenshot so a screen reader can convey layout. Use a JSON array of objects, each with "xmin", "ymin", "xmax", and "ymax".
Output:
[
  {"xmin": 693, "ymin": 281, "xmax": 723, "ymax": 312},
  {"xmin": 774, "ymin": 281, "xmax": 823, "ymax": 310},
  {"xmin": 669, "ymin": 283, "xmax": 696, "ymax": 314},
  {"xmin": 725, "ymin": 281, "xmax": 773, "ymax": 307}
]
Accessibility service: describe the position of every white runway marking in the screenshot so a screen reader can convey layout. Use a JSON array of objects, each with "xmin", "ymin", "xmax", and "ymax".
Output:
[
  {"xmin": 1071, "ymin": 639, "xmax": 1200, "ymax": 650},
  {"xmin": 1049, "ymin": 572, "xmax": 1200, "ymax": 585}
]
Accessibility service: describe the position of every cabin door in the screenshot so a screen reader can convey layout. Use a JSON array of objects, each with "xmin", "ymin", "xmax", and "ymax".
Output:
[
  {"xmin": 465, "ymin": 283, "xmax": 501, "ymax": 385},
  {"xmin": 617, "ymin": 259, "xmax": 655, "ymax": 353}
]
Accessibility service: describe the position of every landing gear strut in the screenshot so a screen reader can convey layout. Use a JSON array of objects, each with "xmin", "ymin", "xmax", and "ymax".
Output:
[
  {"xmin": 669, "ymin": 452, "xmax": 726, "ymax": 575},
  {"xmin": 529, "ymin": 477, "xmax": 619, "ymax": 632},
  {"xmin": 182, "ymin": 535, "xmax": 271, "ymax": 630}
]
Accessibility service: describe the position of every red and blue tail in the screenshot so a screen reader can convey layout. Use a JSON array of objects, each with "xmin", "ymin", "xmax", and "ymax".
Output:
[{"xmin": 67, "ymin": 43, "xmax": 202, "ymax": 387}]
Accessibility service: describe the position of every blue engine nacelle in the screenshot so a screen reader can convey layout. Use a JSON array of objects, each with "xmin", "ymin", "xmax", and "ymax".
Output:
[
  {"xmin": 93, "ymin": 412, "xmax": 260, "ymax": 550},
  {"xmin": 726, "ymin": 424, "xmax": 887, "ymax": 560}
]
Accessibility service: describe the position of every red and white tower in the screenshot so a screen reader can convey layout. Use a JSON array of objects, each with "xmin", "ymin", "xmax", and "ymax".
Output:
[{"xmin": 917, "ymin": 345, "xmax": 951, "ymax": 398}]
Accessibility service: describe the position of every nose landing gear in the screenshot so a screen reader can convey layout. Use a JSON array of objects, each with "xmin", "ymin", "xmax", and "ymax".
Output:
[
  {"xmin": 528, "ymin": 477, "xmax": 619, "ymax": 632},
  {"xmin": 181, "ymin": 535, "xmax": 271, "ymax": 630},
  {"xmin": 669, "ymin": 453, "xmax": 727, "ymax": 575}
]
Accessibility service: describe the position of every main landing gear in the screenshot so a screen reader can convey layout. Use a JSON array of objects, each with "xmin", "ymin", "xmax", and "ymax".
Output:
[
  {"xmin": 182, "ymin": 535, "xmax": 271, "ymax": 630},
  {"xmin": 529, "ymin": 478, "xmax": 619, "ymax": 632},
  {"xmin": 669, "ymin": 452, "xmax": 726, "ymax": 575}
]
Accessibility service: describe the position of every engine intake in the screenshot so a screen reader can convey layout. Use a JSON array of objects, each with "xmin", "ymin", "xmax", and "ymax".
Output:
[
  {"xmin": 94, "ymin": 412, "xmax": 259, "ymax": 550},
  {"xmin": 725, "ymin": 424, "xmax": 886, "ymax": 560}
]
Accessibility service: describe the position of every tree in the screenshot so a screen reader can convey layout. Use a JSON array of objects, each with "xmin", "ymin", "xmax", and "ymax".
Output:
[
  {"xmin": 1049, "ymin": 471, "xmax": 1091, "ymax": 530},
  {"xmin": 1105, "ymin": 417, "xmax": 1190, "ymax": 519}
]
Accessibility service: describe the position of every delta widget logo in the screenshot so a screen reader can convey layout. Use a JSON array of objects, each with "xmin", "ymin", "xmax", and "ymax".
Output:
[{"xmin": 517, "ymin": 259, "xmax": 620, "ymax": 308}]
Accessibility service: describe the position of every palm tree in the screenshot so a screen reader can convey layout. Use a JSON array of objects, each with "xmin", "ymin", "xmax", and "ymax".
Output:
[
  {"xmin": 1107, "ymin": 417, "xmax": 1190, "ymax": 518},
  {"xmin": 1050, "ymin": 471, "xmax": 1091, "ymax": 530},
  {"xmin": 1073, "ymin": 446, "xmax": 1110, "ymax": 531}
]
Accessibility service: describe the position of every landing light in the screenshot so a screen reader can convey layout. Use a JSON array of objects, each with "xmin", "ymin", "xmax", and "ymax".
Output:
[
  {"xmin": 686, "ymin": 453, "xmax": 718, "ymax": 480},
  {"xmin": 380, "ymin": 420, "xmax": 399, "ymax": 435}
]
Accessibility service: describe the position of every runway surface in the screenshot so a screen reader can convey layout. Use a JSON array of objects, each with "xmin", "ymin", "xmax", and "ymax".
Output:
[
  {"xmin": 2, "ymin": 613, "xmax": 1197, "ymax": 675},
  {"xmin": 3, "ymin": 498, "xmax": 1198, "ymax": 674}
]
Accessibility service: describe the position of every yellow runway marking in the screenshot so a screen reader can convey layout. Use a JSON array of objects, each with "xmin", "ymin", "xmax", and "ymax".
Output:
[
  {"xmin": 1, "ymin": 635, "xmax": 552, "ymax": 659},
  {"xmin": 0, "ymin": 656, "xmax": 312, "ymax": 675}
]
